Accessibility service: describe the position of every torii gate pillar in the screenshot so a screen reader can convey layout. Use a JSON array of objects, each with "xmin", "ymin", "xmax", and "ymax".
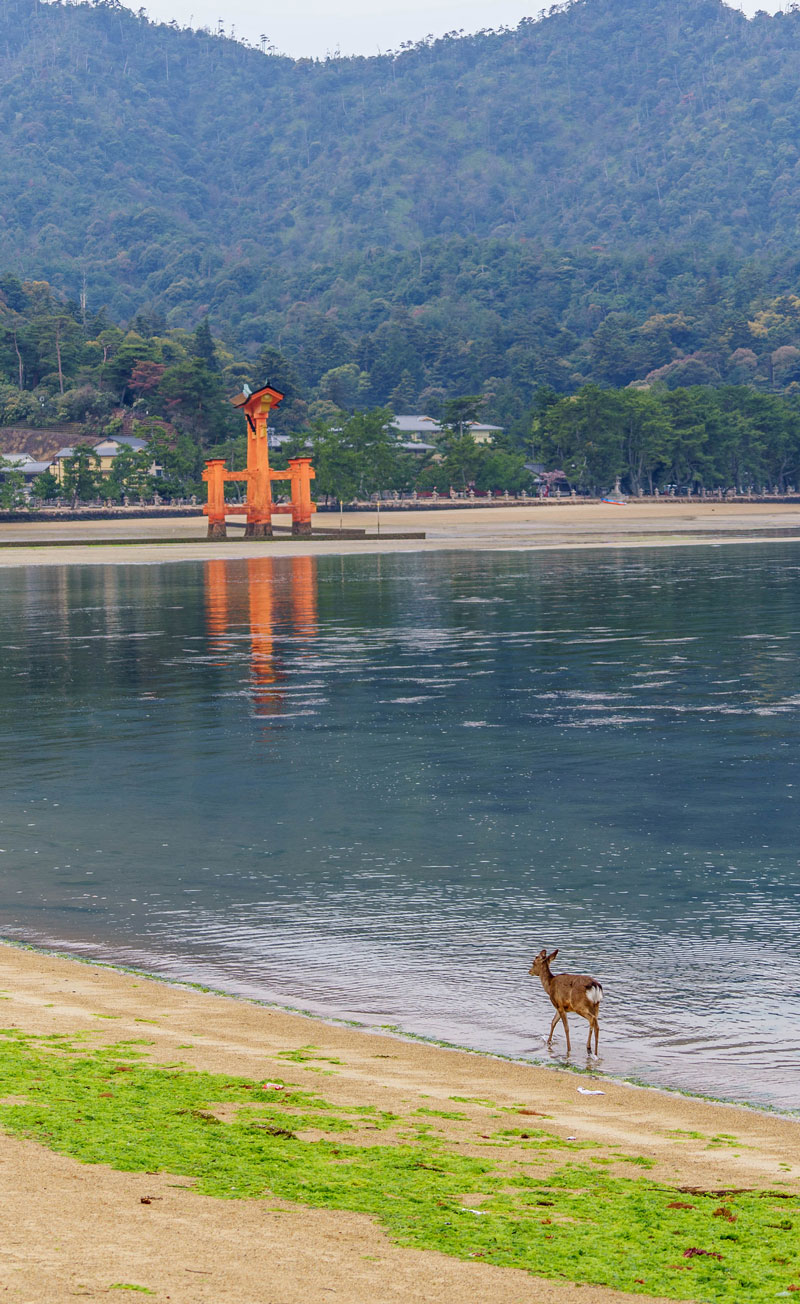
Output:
[{"xmin": 238, "ymin": 384, "xmax": 284, "ymax": 539}]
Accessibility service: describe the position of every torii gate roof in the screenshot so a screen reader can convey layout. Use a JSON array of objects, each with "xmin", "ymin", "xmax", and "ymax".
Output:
[{"xmin": 231, "ymin": 383, "xmax": 285, "ymax": 411}]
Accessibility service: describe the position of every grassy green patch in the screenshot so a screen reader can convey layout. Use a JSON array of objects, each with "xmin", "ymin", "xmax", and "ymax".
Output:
[
  {"xmin": 0, "ymin": 1030, "xmax": 797, "ymax": 1302},
  {"xmin": 414, "ymin": 1107, "xmax": 468, "ymax": 1121},
  {"xmin": 612, "ymin": 1154, "xmax": 656, "ymax": 1169},
  {"xmin": 489, "ymin": 1127, "xmax": 595, "ymax": 1151}
]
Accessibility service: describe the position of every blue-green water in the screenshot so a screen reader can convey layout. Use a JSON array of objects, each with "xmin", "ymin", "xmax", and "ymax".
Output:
[{"xmin": 2, "ymin": 547, "xmax": 800, "ymax": 1108}]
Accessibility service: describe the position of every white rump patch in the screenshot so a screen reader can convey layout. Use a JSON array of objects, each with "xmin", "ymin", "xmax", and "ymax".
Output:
[{"xmin": 585, "ymin": 985, "xmax": 603, "ymax": 1005}]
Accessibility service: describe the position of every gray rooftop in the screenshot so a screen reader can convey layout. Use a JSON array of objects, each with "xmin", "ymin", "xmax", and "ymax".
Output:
[
  {"xmin": 1, "ymin": 453, "xmax": 37, "ymax": 466},
  {"xmin": 391, "ymin": 415, "xmax": 443, "ymax": 435},
  {"xmin": 1, "ymin": 454, "xmax": 52, "ymax": 474},
  {"xmin": 106, "ymin": 435, "xmax": 148, "ymax": 451},
  {"xmin": 94, "ymin": 437, "xmax": 148, "ymax": 455}
]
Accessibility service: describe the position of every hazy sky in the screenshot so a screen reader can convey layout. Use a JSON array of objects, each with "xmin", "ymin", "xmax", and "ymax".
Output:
[{"xmin": 135, "ymin": 0, "xmax": 784, "ymax": 59}]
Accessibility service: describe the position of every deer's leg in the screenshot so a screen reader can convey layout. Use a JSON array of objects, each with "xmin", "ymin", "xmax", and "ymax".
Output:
[
  {"xmin": 593, "ymin": 1016, "xmax": 600, "ymax": 1056},
  {"xmin": 560, "ymin": 1011, "xmax": 571, "ymax": 1054},
  {"xmin": 547, "ymin": 1011, "xmax": 560, "ymax": 1047},
  {"xmin": 586, "ymin": 1018, "xmax": 593, "ymax": 1053}
]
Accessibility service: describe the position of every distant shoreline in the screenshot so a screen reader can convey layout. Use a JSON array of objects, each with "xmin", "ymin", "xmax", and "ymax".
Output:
[
  {"xmin": 3, "ymin": 493, "xmax": 800, "ymax": 526},
  {"xmin": 1, "ymin": 499, "xmax": 800, "ymax": 568}
]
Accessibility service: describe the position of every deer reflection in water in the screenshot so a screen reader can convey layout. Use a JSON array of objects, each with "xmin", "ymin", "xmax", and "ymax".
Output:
[{"xmin": 204, "ymin": 556, "xmax": 318, "ymax": 715}]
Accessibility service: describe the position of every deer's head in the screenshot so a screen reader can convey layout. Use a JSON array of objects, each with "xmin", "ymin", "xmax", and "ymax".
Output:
[{"xmin": 529, "ymin": 948, "xmax": 558, "ymax": 977}]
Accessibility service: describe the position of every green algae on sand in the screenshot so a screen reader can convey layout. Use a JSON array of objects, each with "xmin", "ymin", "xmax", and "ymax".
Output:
[{"xmin": 0, "ymin": 1029, "xmax": 797, "ymax": 1303}]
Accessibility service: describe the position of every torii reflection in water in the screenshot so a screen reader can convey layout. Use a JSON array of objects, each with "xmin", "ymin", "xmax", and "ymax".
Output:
[{"xmin": 204, "ymin": 556, "xmax": 318, "ymax": 715}]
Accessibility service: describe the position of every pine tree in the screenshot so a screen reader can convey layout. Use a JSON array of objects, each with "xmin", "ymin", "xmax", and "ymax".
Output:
[{"xmin": 191, "ymin": 319, "xmax": 217, "ymax": 371}]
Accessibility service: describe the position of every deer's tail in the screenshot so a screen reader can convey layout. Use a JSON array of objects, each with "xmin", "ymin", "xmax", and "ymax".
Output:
[{"xmin": 585, "ymin": 983, "xmax": 603, "ymax": 1006}]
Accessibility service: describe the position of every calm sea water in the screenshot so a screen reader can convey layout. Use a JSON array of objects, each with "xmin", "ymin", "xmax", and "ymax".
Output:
[{"xmin": 2, "ymin": 547, "xmax": 800, "ymax": 1109}]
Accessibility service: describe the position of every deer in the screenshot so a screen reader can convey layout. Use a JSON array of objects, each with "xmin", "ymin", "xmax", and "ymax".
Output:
[{"xmin": 529, "ymin": 948, "xmax": 603, "ymax": 1056}]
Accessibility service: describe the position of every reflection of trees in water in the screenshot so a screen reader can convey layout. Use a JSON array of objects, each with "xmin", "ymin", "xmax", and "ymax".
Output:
[
  {"xmin": 0, "ymin": 564, "xmax": 211, "ymax": 704},
  {"xmin": 203, "ymin": 557, "xmax": 318, "ymax": 715}
]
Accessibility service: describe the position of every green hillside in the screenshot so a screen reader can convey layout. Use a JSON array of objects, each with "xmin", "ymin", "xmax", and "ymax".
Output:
[{"xmin": 2, "ymin": 0, "xmax": 800, "ymax": 424}]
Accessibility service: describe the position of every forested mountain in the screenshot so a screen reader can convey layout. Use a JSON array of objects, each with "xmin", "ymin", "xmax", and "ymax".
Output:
[{"xmin": 3, "ymin": 0, "xmax": 800, "ymax": 427}]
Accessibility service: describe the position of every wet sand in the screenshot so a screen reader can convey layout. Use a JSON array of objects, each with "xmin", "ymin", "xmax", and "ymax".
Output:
[
  {"xmin": 0, "ymin": 942, "xmax": 797, "ymax": 1303},
  {"xmin": 1, "ymin": 499, "xmax": 800, "ymax": 567}
]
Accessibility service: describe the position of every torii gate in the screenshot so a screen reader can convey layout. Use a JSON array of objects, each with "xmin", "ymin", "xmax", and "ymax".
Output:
[{"xmin": 202, "ymin": 383, "xmax": 316, "ymax": 539}]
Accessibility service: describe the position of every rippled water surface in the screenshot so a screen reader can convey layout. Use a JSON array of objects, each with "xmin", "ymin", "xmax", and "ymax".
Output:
[{"xmin": 2, "ymin": 547, "xmax": 800, "ymax": 1108}]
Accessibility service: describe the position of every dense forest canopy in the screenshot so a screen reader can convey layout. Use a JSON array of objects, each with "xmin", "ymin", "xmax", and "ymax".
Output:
[
  {"xmin": 4, "ymin": 274, "xmax": 800, "ymax": 506},
  {"xmin": 2, "ymin": 0, "xmax": 800, "ymax": 456}
]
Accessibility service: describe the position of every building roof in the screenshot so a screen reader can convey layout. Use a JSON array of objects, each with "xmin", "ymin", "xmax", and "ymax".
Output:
[
  {"xmin": 53, "ymin": 447, "xmax": 75, "ymax": 460},
  {"xmin": 398, "ymin": 440, "xmax": 436, "ymax": 453},
  {"xmin": 2, "ymin": 453, "xmax": 37, "ymax": 466},
  {"xmin": 89, "ymin": 437, "xmax": 148, "ymax": 457},
  {"xmin": 392, "ymin": 415, "xmax": 503, "ymax": 438},
  {"xmin": 391, "ymin": 415, "xmax": 443, "ymax": 435},
  {"xmin": 0, "ymin": 454, "xmax": 52, "ymax": 474},
  {"xmin": 268, "ymin": 433, "xmax": 312, "ymax": 450},
  {"xmin": 108, "ymin": 435, "xmax": 148, "ymax": 451}
]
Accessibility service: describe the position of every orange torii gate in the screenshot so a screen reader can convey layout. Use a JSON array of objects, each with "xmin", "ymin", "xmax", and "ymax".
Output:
[{"xmin": 202, "ymin": 383, "xmax": 316, "ymax": 539}]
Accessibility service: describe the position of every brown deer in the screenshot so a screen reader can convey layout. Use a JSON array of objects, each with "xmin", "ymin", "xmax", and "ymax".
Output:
[{"xmin": 529, "ymin": 948, "xmax": 603, "ymax": 1055}]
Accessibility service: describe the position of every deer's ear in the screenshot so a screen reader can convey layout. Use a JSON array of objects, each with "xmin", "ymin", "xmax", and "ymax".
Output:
[{"xmin": 547, "ymin": 949, "xmax": 559, "ymax": 962}]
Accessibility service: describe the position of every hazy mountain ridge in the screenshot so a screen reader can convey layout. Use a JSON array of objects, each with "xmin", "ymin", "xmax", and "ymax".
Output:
[{"xmin": 2, "ymin": 0, "xmax": 800, "ymax": 418}]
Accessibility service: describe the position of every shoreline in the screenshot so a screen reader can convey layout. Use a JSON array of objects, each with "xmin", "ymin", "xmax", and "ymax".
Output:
[
  {"xmin": 2, "ymin": 499, "xmax": 800, "ymax": 567},
  {"xmin": 5, "ymin": 936, "xmax": 797, "ymax": 1123},
  {"xmin": 0, "ymin": 939, "xmax": 798, "ymax": 1303}
]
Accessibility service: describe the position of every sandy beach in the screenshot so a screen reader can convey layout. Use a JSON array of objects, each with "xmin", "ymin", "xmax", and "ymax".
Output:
[
  {"xmin": 1, "ymin": 499, "xmax": 800, "ymax": 567},
  {"xmin": 0, "ymin": 942, "xmax": 796, "ymax": 1303}
]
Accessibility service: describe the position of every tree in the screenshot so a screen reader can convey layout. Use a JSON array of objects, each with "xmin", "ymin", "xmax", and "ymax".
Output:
[
  {"xmin": 129, "ymin": 361, "xmax": 167, "ymax": 396},
  {"xmin": 29, "ymin": 312, "xmax": 83, "ymax": 395},
  {"xmin": 660, "ymin": 389, "xmax": 713, "ymax": 489},
  {"xmin": 441, "ymin": 395, "xmax": 485, "ymax": 437},
  {"xmin": 436, "ymin": 428, "xmax": 482, "ymax": 490},
  {"xmin": 156, "ymin": 359, "xmax": 236, "ymax": 443},
  {"xmin": 190, "ymin": 318, "xmax": 218, "ymax": 371},
  {"xmin": 60, "ymin": 445, "xmax": 101, "ymax": 506},
  {"xmin": 105, "ymin": 446, "xmax": 154, "ymax": 501},
  {"xmin": 144, "ymin": 423, "xmax": 202, "ymax": 490},
  {"xmin": 0, "ymin": 457, "xmax": 27, "ymax": 509},
  {"xmin": 539, "ymin": 386, "xmax": 624, "ymax": 494},
  {"xmin": 309, "ymin": 408, "xmax": 406, "ymax": 510},
  {"xmin": 342, "ymin": 408, "xmax": 402, "ymax": 497},
  {"xmin": 318, "ymin": 364, "xmax": 369, "ymax": 413},
  {"xmin": 309, "ymin": 420, "xmax": 359, "ymax": 508},
  {"xmin": 618, "ymin": 389, "xmax": 672, "ymax": 496},
  {"xmin": 31, "ymin": 470, "xmax": 60, "ymax": 501},
  {"xmin": 101, "ymin": 331, "xmax": 159, "ymax": 397},
  {"xmin": 590, "ymin": 314, "xmax": 654, "ymax": 387},
  {"xmin": 251, "ymin": 346, "xmax": 303, "ymax": 399},
  {"xmin": 473, "ymin": 448, "xmax": 531, "ymax": 493}
]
